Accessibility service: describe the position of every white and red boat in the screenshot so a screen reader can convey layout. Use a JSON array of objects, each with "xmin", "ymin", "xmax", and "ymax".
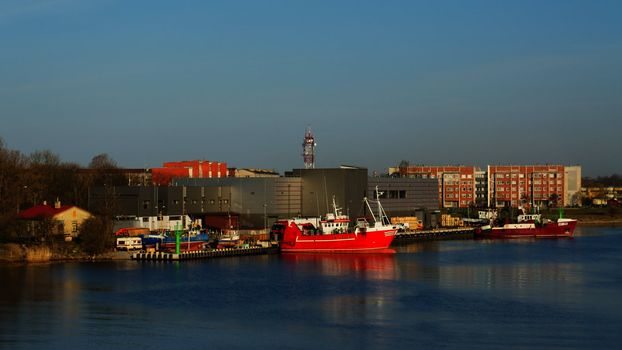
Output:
[
  {"xmin": 476, "ymin": 213, "xmax": 577, "ymax": 239},
  {"xmin": 272, "ymin": 190, "xmax": 397, "ymax": 253}
]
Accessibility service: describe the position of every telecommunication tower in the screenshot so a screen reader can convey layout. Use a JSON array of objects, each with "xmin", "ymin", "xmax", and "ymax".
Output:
[{"xmin": 302, "ymin": 126, "xmax": 316, "ymax": 169}]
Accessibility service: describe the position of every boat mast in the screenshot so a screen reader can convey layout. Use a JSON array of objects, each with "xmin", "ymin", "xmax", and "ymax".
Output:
[{"xmin": 375, "ymin": 186, "xmax": 383, "ymax": 222}]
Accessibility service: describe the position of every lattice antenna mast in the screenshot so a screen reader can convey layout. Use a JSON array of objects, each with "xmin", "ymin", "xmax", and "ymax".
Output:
[{"xmin": 302, "ymin": 126, "xmax": 316, "ymax": 169}]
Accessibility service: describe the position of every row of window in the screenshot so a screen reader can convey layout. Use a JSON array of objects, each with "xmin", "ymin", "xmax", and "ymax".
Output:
[
  {"xmin": 495, "ymin": 173, "xmax": 563, "ymax": 179},
  {"xmin": 496, "ymin": 193, "xmax": 559, "ymax": 199},
  {"xmin": 446, "ymin": 193, "xmax": 473, "ymax": 198},
  {"xmin": 375, "ymin": 190, "xmax": 407, "ymax": 199},
  {"xmin": 497, "ymin": 186, "xmax": 562, "ymax": 192},
  {"xmin": 495, "ymin": 180, "xmax": 562, "ymax": 185},
  {"xmin": 142, "ymin": 198, "xmax": 229, "ymax": 210},
  {"xmin": 444, "ymin": 187, "xmax": 474, "ymax": 192}
]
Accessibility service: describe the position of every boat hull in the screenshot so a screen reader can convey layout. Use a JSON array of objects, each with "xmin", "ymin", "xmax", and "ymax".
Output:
[
  {"xmin": 157, "ymin": 241, "xmax": 207, "ymax": 252},
  {"xmin": 279, "ymin": 221, "xmax": 396, "ymax": 253},
  {"xmin": 476, "ymin": 219, "xmax": 577, "ymax": 239},
  {"xmin": 141, "ymin": 233, "xmax": 209, "ymax": 252}
]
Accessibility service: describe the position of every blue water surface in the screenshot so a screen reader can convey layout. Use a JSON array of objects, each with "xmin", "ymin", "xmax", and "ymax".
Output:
[{"xmin": 1, "ymin": 226, "xmax": 621, "ymax": 349}]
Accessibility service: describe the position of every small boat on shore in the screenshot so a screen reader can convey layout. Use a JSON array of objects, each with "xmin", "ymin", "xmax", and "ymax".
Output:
[
  {"xmin": 272, "ymin": 189, "xmax": 397, "ymax": 253},
  {"xmin": 217, "ymin": 230, "xmax": 240, "ymax": 247},
  {"xmin": 141, "ymin": 231, "xmax": 209, "ymax": 252}
]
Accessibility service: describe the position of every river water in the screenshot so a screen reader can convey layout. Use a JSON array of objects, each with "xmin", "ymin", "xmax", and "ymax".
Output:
[{"xmin": 1, "ymin": 226, "xmax": 621, "ymax": 349}]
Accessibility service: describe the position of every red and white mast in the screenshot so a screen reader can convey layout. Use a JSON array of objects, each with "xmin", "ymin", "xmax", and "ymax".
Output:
[{"xmin": 302, "ymin": 126, "xmax": 316, "ymax": 169}]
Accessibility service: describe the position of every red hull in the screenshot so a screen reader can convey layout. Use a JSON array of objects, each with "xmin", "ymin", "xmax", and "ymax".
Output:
[
  {"xmin": 476, "ymin": 219, "xmax": 577, "ymax": 239},
  {"xmin": 281, "ymin": 253, "xmax": 397, "ymax": 279},
  {"xmin": 279, "ymin": 221, "xmax": 396, "ymax": 253}
]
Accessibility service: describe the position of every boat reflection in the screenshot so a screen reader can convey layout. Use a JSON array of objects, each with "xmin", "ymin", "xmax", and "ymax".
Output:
[{"xmin": 281, "ymin": 250, "xmax": 398, "ymax": 280}]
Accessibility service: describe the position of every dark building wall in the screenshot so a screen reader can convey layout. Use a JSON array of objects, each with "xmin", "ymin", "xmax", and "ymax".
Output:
[
  {"xmin": 289, "ymin": 168, "xmax": 368, "ymax": 218},
  {"xmin": 91, "ymin": 168, "xmax": 438, "ymax": 229},
  {"xmin": 368, "ymin": 177, "xmax": 439, "ymax": 217},
  {"xmin": 174, "ymin": 177, "xmax": 303, "ymax": 228}
]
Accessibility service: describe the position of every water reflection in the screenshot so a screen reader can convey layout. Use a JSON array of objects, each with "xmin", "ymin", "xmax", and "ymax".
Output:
[
  {"xmin": 281, "ymin": 252, "xmax": 397, "ymax": 280},
  {"xmin": 395, "ymin": 239, "xmax": 586, "ymax": 306},
  {"xmin": 2, "ymin": 228, "xmax": 622, "ymax": 349}
]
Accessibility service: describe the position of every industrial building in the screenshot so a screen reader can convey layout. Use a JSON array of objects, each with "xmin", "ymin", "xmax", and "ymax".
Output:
[{"xmin": 88, "ymin": 167, "xmax": 438, "ymax": 231}]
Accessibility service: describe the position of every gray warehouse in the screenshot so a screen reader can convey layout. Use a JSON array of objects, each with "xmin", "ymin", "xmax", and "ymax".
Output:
[{"xmin": 89, "ymin": 167, "xmax": 438, "ymax": 230}]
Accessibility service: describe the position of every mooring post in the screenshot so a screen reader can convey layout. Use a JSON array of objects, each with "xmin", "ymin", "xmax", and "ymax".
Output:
[{"xmin": 175, "ymin": 223, "xmax": 181, "ymax": 255}]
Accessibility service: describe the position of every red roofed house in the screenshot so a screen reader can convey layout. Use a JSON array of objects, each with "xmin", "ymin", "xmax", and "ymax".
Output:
[{"xmin": 19, "ymin": 200, "xmax": 92, "ymax": 240}]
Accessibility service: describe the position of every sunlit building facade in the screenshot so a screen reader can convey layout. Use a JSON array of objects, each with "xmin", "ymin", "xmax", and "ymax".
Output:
[
  {"xmin": 487, "ymin": 165, "xmax": 566, "ymax": 209},
  {"xmin": 398, "ymin": 165, "xmax": 478, "ymax": 208}
]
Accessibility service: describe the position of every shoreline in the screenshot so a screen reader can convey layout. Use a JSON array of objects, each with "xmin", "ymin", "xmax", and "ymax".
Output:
[
  {"xmin": 577, "ymin": 220, "xmax": 622, "ymax": 227},
  {"xmin": 3, "ymin": 219, "xmax": 621, "ymax": 263},
  {"xmin": 0, "ymin": 244, "xmax": 132, "ymax": 264}
]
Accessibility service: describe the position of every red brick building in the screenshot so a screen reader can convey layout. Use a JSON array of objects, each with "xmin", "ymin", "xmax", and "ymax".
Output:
[
  {"xmin": 399, "ymin": 165, "xmax": 478, "ymax": 208},
  {"xmin": 487, "ymin": 165, "xmax": 565, "ymax": 209},
  {"xmin": 151, "ymin": 160, "xmax": 227, "ymax": 186}
]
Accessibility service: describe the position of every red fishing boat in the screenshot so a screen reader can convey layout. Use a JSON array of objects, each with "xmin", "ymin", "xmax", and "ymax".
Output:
[
  {"xmin": 476, "ymin": 212, "xmax": 577, "ymax": 239},
  {"xmin": 272, "ymin": 190, "xmax": 397, "ymax": 253}
]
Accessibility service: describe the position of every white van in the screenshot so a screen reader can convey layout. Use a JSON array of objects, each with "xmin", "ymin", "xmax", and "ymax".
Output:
[{"xmin": 116, "ymin": 237, "xmax": 143, "ymax": 251}]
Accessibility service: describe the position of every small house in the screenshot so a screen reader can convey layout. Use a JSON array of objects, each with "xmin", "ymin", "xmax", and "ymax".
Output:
[{"xmin": 18, "ymin": 200, "xmax": 92, "ymax": 240}]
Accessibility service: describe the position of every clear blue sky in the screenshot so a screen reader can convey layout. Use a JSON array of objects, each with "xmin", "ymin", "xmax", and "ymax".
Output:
[{"xmin": 1, "ymin": 0, "xmax": 620, "ymax": 176}]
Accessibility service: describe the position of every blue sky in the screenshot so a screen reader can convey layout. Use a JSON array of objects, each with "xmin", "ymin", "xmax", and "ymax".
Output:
[{"xmin": 1, "ymin": 0, "xmax": 620, "ymax": 176}]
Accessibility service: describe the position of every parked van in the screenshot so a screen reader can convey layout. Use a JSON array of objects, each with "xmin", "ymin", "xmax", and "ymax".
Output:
[{"xmin": 116, "ymin": 237, "xmax": 143, "ymax": 251}]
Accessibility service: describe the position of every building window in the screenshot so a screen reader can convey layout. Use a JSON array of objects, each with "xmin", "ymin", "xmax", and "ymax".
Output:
[
  {"xmin": 375, "ymin": 190, "xmax": 388, "ymax": 199},
  {"xmin": 143, "ymin": 200, "xmax": 150, "ymax": 210},
  {"xmin": 72, "ymin": 221, "xmax": 78, "ymax": 233}
]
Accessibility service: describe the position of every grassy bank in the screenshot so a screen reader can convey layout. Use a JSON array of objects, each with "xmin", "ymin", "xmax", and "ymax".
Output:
[{"xmin": 0, "ymin": 242, "xmax": 124, "ymax": 263}]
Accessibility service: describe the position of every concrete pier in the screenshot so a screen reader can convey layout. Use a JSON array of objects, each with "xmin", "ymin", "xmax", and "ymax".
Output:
[
  {"xmin": 393, "ymin": 227, "xmax": 475, "ymax": 244},
  {"xmin": 131, "ymin": 246, "xmax": 280, "ymax": 261}
]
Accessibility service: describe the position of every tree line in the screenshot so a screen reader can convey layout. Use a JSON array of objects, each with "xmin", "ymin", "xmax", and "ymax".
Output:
[
  {"xmin": 583, "ymin": 174, "xmax": 622, "ymax": 187},
  {"xmin": 0, "ymin": 137, "xmax": 127, "ymax": 252}
]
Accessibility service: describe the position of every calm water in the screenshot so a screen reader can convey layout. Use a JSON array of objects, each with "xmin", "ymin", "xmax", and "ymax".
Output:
[{"xmin": 2, "ymin": 226, "xmax": 622, "ymax": 349}]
